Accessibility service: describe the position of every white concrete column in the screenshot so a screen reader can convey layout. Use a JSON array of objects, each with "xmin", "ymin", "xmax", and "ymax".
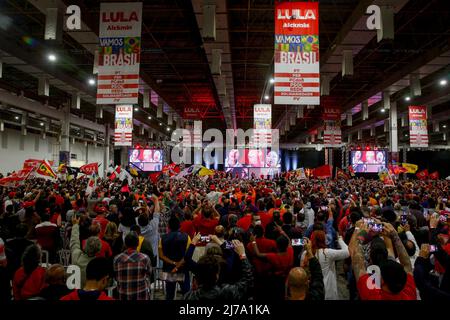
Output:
[
  {"xmin": 389, "ymin": 101, "xmax": 398, "ymax": 153},
  {"xmin": 61, "ymin": 104, "xmax": 70, "ymax": 152}
]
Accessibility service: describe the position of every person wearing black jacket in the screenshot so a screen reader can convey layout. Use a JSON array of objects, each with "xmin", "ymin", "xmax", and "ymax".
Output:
[
  {"xmin": 184, "ymin": 239, "xmax": 253, "ymax": 300},
  {"xmin": 414, "ymin": 243, "xmax": 450, "ymax": 300},
  {"xmin": 286, "ymin": 238, "xmax": 324, "ymax": 300}
]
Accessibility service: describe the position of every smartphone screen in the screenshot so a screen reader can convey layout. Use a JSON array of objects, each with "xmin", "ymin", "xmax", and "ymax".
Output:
[
  {"xmin": 291, "ymin": 238, "xmax": 304, "ymax": 246},
  {"xmin": 201, "ymin": 236, "xmax": 210, "ymax": 242},
  {"xmin": 400, "ymin": 215, "xmax": 407, "ymax": 225},
  {"xmin": 371, "ymin": 223, "xmax": 383, "ymax": 233},
  {"xmin": 430, "ymin": 245, "xmax": 438, "ymax": 253},
  {"xmin": 224, "ymin": 241, "xmax": 234, "ymax": 250}
]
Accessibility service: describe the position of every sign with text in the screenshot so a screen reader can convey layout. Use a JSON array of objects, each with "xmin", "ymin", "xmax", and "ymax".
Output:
[
  {"xmin": 408, "ymin": 105, "xmax": 428, "ymax": 147},
  {"xmin": 114, "ymin": 105, "xmax": 133, "ymax": 146},
  {"xmin": 183, "ymin": 106, "xmax": 203, "ymax": 119},
  {"xmin": 274, "ymin": 2, "xmax": 320, "ymax": 105},
  {"xmin": 97, "ymin": 2, "xmax": 142, "ymax": 104},
  {"xmin": 253, "ymin": 104, "xmax": 272, "ymax": 148}
]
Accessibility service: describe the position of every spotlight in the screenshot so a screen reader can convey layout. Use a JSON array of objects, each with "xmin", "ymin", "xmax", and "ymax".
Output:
[
  {"xmin": 134, "ymin": 107, "xmax": 138, "ymax": 111},
  {"xmin": 15, "ymin": 116, "xmax": 19, "ymax": 120},
  {"xmin": 159, "ymin": 123, "xmax": 162, "ymax": 126},
  {"xmin": 166, "ymin": 127, "xmax": 170, "ymax": 132},
  {"xmin": 269, "ymin": 78, "xmax": 275, "ymax": 84},
  {"xmin": 443, "ymin": 125, "xmax": 447, "ymax": 128},
  {"xmin": 405, "ymin": 96, "xmax": 411, "ymax": 101},
  {"xmin": 40, "ymin": 122, "xmax": 44, "ymax": 126},
  {"xmin": 440, "ymin": 79, "xmax": 448, "ymax": 86},
  {"xmin": 88, "ymin": 78, "xmax": 96, "ymax": 86},
  {"xmin": 405, "ymin": 134, "xmax": 408, "ymax": 137},
  {"xmin": 264, "ymin": 95, "xmax": 269, "ymax": 100},
  {"xmin": 47, "ymin": 53, "xmax": 57, "ymax": 62},
  {"xmin": 381, "ymin": 108, "xmax": 385, "ymax": 113},
  {"xmin": 148, "ymin": 116, "xmax": 152, "ymax": 120}
]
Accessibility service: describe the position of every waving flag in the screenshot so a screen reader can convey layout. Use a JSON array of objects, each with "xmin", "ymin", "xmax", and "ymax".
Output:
[
  {"xmin": 33, "ymin": 160, "xmax": 58, "ymax": 181},
  {"xmin": 429, "ymin": 171, "xmax": 439, "ymax": 180},
  {"xmin": 416, "ymin": 169, "xmax": 429, "ymax": 180},
  {"xmin": 80, "ymin": 162, "xmax": 99, "ymax": 175},
  {"xmin": 379, "ymin": 168, "xmax": 395, "ymax": 187},
  {"xmin": 0, "ymin": 168, "xmax": 33, "ymax": 187},
  {"xmin": 313, "ymin": 165, "xmax": 332, "ymax": 179},
  {"xmin": 85, "ymin": 174, "xmax": 97, "ymax": 196},
  {"xmin": 109, "ymin": 165, "xmax": 121, "ymax": 181},
  {"xmin": 198, "ymin": 167, "xmax": 215, "ymax": 177},
  {"xmin": 347, "ymin": 165, "xmax": 355, "ymax": 177},
  {"xmin": 162, "ymin": 163, "xmax": 181, "ymax": 176},
  {"xmin": 336, "ymin": 168, "xmax": 350, "ymax": 180},
  {"xmin": 401, "ymin": 163, "xmax": 418, "ymax": 174},
  {"xmin": 388, "ymin": 164, "xmax": 408, "ymax": 175}
]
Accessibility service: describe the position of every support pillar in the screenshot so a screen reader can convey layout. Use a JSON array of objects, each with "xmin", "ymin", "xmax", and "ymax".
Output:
[
  {"xmin": 389, "ymin": 101, "xmax": 399, "ymax": 162},
  {"xmin": 103, "ymin": 124, "xmax": 110, "ymax": 178}
]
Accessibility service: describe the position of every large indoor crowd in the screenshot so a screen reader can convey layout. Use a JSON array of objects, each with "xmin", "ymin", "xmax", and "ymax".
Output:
[{"xmin": 0, "ymin": 171, "xmax": 449, "ymax": 300}]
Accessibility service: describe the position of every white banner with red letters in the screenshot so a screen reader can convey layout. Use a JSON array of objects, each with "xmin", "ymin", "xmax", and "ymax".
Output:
[
  {"xmin": 408, "ymin": 105, "xmax": 428, "ymax": 147},
  {"xmin": 274, "ymin": 2, "xmax": 320, "ymax": 105},
  {"xmin": 114, "ymin": 105, "xmax": 133, "ymax": 146},
  {"xmin": 97, "ymin": 2, "xmax": 142, "ymax": 104}
]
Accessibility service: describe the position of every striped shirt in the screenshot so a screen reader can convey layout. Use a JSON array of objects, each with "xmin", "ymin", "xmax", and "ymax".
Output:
[{"xmin": 113, "ymin": 249, "xmax": 152, "ymax": 300}]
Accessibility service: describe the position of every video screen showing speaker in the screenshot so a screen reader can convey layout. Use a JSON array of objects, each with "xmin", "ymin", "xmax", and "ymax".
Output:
[
  {"xmin": 129, "ymin": 149, "xmax": 163, "ymax": 172},
  {"xmin": 248, "ymin": 167, "xmax": 281, "ymax": 178},
  {"xmin": 350, "ymin": 150, "xmax": 386, "ymax": 173},
  {"xmin": 225, "ymin": 167, "xmax": 249, "ymax": 178}
]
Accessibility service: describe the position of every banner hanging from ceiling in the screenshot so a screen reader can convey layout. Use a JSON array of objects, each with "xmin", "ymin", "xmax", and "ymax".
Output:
[
  {"xmin": 408, "ymin": 105, "xmax": 428, "ymax": 147},
  {"xmin": 274, "ymin": 1, "xmax": 320, "ymax": 105},
  {"xmin": 253, "ymin": 104, "xmax": 272, "ymax": 148},
  {"xmin": 114, "ymin": 105, "xmax": 133, "ymax": 146},
  {"xmin": 322, "ymin": 108, "xmax": 341, "ymax": 147},
  {"xmin": 97, "ymin": 2, "xmax": 143, "ymax": 104}
]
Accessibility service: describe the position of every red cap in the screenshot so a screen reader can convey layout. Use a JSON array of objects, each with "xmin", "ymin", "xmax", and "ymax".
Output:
[
  {"xmin": 275, "ymin": 199, "xmax": 282, "ymax": 208},
  {"xmin": 210, "ymin": 185, "xmax": 216, "ymax": 191},
  {"xmin": 8, "ymin": 192, "xmax": 15, "ymax": 199}
]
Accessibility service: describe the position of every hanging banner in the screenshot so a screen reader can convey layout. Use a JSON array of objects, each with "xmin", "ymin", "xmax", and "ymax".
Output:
[
  {"xmin": 322, "ymin": 107, "xmax": 341, "ymax": 147},
  {"xmin": 114, "ymin": 105, "xmax": 133, "ymax": 146},
  {"xmin": 274, "ymin": 2, "xmax": 320, "ymax": 105},
  {"xmin": 408, "ymin": 106, "xmax": 428, "ymax": 147},
  {"xmin": 97, "ymin": 2, "xmax": 143, "ymax": 104},
  {"xmin": 253, "ymin": 104, "xmax": 272, "ymax": 147}
]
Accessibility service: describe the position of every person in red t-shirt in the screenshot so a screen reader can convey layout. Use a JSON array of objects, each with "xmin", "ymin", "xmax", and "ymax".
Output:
[
  {"xmin": 61, "ymin": 257, "xmax": 114, "ymax": 300},
  {"xmin": 350, "ymin": 220, "xmax": 417, "ymax": 300},
  {"xmin": 180, "ymin": 211, "xmax": 195, "ymax": 240},
  {"xmin": 92, "ymin": 205, "xmax": 109, "ymax": 239},
  {"xmin": 82, "ymin": 224, "xmax": 112, "ymax": 258},
  {"xmin": 250, "ymin": 229, "xmax": 294, "ymax": 300},
  {"xmin": 193, "ymin": 199, "xmax": 220, "ymax": 236},
  {"xmin": 13, "ymin": 244, "xmax": 47, "ymax": 300}
]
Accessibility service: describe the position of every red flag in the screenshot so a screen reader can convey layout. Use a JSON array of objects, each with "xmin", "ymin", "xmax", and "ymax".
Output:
[
  {"xmin": 336, "ymin": 168, "xmax": 349, "ymax": 180},
  {"xmin": 0, "ymin": 168, "xmax": 32, "ymax": 186},
  {"xmin": 429, "ymin": 171, "xmax": 439, "ymax": 180},
  {"xmin": 347, "ymin": 165, "xmax": 355, "ymax": 177},
  {"xmin": 388, "ymin": 164, "xmax": 408, "ymax": 175},
  {"xmin": 313, "ymin": 165, "xmax": 332, "ymax": 179},
  {"xmin": 34, "ymin": 160, "xmax": 58, "ymax": 181},
  {"xmin": 162, "ymin": 163, "xmax": 180, "ymax": 176},
  {"xmin": 416, "ymin": 169, "xmax": 429, "ymax": 180},
  {"xmin": 80, "ymin": 163, "xmax": 99, "ymax": 175},
  {"xmin": 149, "ymin": 172, "xmax": 160, "ymax": 183}
]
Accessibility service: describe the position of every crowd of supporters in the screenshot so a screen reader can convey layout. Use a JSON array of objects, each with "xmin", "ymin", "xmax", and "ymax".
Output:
[{"xmin": 0, "ymin": 171, "xmax": 449, "ymax": 300}]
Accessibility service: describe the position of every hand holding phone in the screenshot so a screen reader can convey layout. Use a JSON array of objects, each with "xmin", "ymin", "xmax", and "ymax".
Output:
[{"xmin": 291, "ymin": 238, "xmax": 305, "ymax": 246}]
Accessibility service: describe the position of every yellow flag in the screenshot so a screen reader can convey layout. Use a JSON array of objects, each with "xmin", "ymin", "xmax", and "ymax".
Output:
[
  {"xmin": 401, "ymin": 163, "xmax": 418, "ymax": 174},
  {"xmin": 198, "ymin": 167, "xmax": 215, "ymax": 177}
]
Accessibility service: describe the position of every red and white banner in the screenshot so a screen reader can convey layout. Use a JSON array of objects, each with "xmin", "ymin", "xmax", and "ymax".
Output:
[
  {"xmin": 97, "ymin": 2, "xmax": 143, "ymax": 104},
  {"xmin": 80, "ymin": 163, "xmax": 99, "ymax": 175},
  {"xmin": 253, "ymin": 104, "xmax": 272, "ymax": 147},
  {"xmin": 323, "ymin": 108, "xmax": 341, "ymax": 147},
  {"xmin": 274, "ymin": 2, "xmax": 320, "ymax": 105},
  {"xmin": 409, "ymin": 106, "xmax": 428, "ymax": 147},
  {"xmin": 114, "ymin": 105, "xmax": 133, "ymax": 146}
]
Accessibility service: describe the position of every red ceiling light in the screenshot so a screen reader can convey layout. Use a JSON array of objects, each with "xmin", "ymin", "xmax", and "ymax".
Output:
[{"xmin": 365, "ymin": 145, "xmax": 370, "ymax": 151}]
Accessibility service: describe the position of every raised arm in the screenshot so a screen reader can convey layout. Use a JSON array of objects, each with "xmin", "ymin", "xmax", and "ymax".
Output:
[
  {"xmin": 349, "ymin": 220, "xmax": 368, "ymax": 281},
  {"xmin": 70, "ymin": 216, "xmax": 82, "ymax": 263},
  {"xmin": 382, "ymin": 222, "xmax": 413, "ymax": 274}
]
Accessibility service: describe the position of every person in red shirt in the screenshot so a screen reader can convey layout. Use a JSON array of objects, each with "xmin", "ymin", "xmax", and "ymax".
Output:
[
  {"xmin": 61, "ymin": 257, "xmax": 114, "ymax": 300},
  {"xmin": 180, "ymin": 211, "xmax": 195, "ymax": 239},
  {"xmin": 250, "ymin": 230, "xmax": 294, "ymax": 300},
  {"xmin": 82, "ymin": 224, "xmax": 112, "ymax": 258},
  {"xmin": 350, "ymin": 220, "xmax": 417, "ymax": 300},
  {"xmin": 13, "ymin": 244, "xmax": 47, "ymax": 300},
  {"xmin": 193, "ymin": 199, "xmax": 220, "ymax": 236},
  {"xmin": 92, "ymin": 205, "xmax": 109, "ymax": 239}
]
